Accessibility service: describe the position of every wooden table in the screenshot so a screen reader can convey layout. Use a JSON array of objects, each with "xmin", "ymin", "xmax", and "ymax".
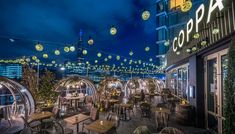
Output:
[
  {"xmin": 29, "ymin": 111, "xmax": 53, "ymax": 122},
  {"xmin": 109, "ymin": 99, "xmax": 119, "ymax": 103},
  {"xmin": 85, "ymin": 119, "xmax": 115, "ymax": 134},
  {"xmin": 155, "ymin": 107, "xmax": 171, "ymax": 114},
  {"xmin": 64, "ymin": 114, "xmax": 90, "ymax": 134}
]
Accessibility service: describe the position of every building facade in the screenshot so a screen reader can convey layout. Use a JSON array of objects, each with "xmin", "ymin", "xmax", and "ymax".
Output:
[
  {"xmin": 165, "ymin": 0, "xmax": 235, "ymax": 133},
  {"xmin": 0, "ymin": 63, "xmax": 22, "ymax": 79}
]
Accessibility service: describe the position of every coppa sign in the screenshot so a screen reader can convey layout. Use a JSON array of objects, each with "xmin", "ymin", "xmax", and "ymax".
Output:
[{"xmin": 172, "ymin": 0, "xmax": 224, "ymax": 52}]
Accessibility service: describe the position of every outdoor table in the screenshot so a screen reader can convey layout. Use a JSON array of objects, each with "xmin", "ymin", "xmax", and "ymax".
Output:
[
  {"xmin": 29, "ymin": 111, "xmax": 53, "ymax": 122},
  {"xmin": 109, "ymin": 99, "xmax": 119, "ymax": 103},
  {"xmin": 64, "ymin": 113, "xmax": 90, "ymax": 134},
  {"xmin": 155, "ymin": 107, "xmax": 171, "ymax": 129},
  {"xmin": 29, "ymin": 111, "xmax": 53, "ymax": 133},
  {"xmin": 119, "ymin": 103, "xmax": 132, "ymax": 121},
  {"xmin": 85, "ymin": 119, "xmax": 115, "ymax": 134}
]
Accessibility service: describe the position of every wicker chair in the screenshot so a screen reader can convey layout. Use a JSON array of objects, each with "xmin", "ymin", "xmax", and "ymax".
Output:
[
  {"xmin": 82, "ymin": 107, "xmax": 99, "ymax": 132},
  {"xmin": 41, "ymin": 107, "xmax": 60, "ymax": 128},
  {"xmin": 159, "ymin": 127, "xmax": 184, "ymax": 134},
  {"xmin": 133, "ymin": 126, "xmax": 151, "ymax": 134},
  {"xmin": 105, "ymin": 112, "xmax": 120, "ymax": 134}
]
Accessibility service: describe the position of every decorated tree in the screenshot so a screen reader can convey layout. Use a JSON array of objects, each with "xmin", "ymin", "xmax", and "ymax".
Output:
[
  {"xmin": 223, "ymin": 39, "xmax": 235, "ymax": 133},
  {"xmin": 38, "ymin": 70, "xmax": 58, "ymax": 104},
  {"xmin": 21, "ymin": 65, "xmax": 38, "ymax": 101}
]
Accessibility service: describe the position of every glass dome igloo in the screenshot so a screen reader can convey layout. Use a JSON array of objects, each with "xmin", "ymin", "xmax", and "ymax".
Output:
[
  {"xmin": 0, "ymin": 76, "xmax": 35, "ymax": 121},
  {"xmin": 124, "ymin": 77, "xmax": 165, "ymax": 98},
  {"xmin": 54, "ymin": 75, "xmax": 97, "ymax": 100}
]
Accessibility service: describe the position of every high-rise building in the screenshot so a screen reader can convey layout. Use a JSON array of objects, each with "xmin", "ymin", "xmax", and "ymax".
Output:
[
  {"xmin": 156, "ymin": 0, "xmax": 168, "ymax": 66},
  {"xmin": 0, "ymin": 64, "xmax": 22, "ymax": 79},
  {"xmin": 156, "ymin": 0, "xmax": 203, "ymax": 66}
]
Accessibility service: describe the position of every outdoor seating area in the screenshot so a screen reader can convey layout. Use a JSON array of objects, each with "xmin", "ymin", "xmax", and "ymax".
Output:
[
  {"xmin": 0, "ymin": 75, "xmax": 210, "ymax": 134},
  {"xmin": 0, "ymin": 0, "xmax": 235, "ymax": 134}
]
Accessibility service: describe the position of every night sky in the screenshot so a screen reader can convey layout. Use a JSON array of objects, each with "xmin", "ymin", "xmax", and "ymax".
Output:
[{"xmin": 0, "ymin": 0, "xmax": 157, "ymax": 66}]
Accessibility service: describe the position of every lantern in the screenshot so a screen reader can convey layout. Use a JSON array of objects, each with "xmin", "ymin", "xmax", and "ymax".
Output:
[
  {"xmin": 193, "ymin": 33, "xmax": 200, "ymax": 39},
  {"xmin": 145, "ymin": 47, "xmax": 150, "ymax": 52},
  {"xmin": 43, "ymin": 53, "xmax": 48, "ymax": 59},
  {"xmin": 32, "ymin": 56, "xmax": 37, "ymax": 60},
  {"xmin": 142, "ymin": 10, "xmax": 150, "ymax": 20},
  {"xmin": 54, "ymin": 50, "xmax": 60, "ymax": 55},
  {"xmin": 70, "ymin": 46, "xmax": 75, "ymax": 52},
  {"xmin": 82, "ymin": 50, "xmax": 88, "ymax": 55},
  {"xmin": 108, "ymin": 55, "xmax": 112, "ymax": 59},
  {"xmin": 129, "ymin": 51, "xmax": 134, "ymax": 56},
  {"xmin": 110, "ymin": 26, "xmax": 117, "ymax": 35},
  {"xmin": 116, "ymin": 55, "xmax": 120, "ymax": 60},
  {"xmin": 97, "ymin": 52, "xmax": 102, "ymax": 57},
  {"xmin": 35, "ymin": 42, "xmax": 43, "ymax": 51},
  {"xmin": 88, "ymin": 37, "xmax": 94, "ymax": 45},
  {"xmin": 181, "ymin": 1, "xmax": 192, "ymax": 12},
  {"xmin": 64, "ymin": 46, "xmax": 70, "ymax": 52}
]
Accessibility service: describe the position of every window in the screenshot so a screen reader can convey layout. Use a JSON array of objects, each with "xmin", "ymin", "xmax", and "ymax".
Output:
[{"xmin": 167, "ymin": 63, "xmax": 189, "ymax": 100}]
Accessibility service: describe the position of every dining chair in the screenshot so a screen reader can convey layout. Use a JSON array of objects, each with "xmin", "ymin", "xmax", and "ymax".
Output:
[
  {"xmin": 21, "ymin": 116, "xmax": 41, "ymax": 132},
  {"xmin": 133, "ymin": 126, "xmax": 151, "ymax": 134},
  {"xmin": 140, "ymin": 102, "xmax": 151, "ymax": 118},
  {"xmin": 41, "ymin": 107, "xmax": 60, "ymax": 128},
  {"xmin": 105, "ymin": 112, "xmax": 120, "ymax": 134},
  {"xmin": 81, "ymin": 107, "xmax": 99, "ymax": 132},
  {"xmin": 20, "ymin": 127, "xmax": 33, "ymax": 134}
]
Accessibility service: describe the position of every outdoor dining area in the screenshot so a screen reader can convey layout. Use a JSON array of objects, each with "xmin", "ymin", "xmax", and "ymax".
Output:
[{"xmin": 0, "ymin": 75, "xmax": 197, "ymax": 134}]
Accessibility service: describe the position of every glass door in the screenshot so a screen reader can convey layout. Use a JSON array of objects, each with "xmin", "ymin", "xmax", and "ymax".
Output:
[{"xmin": 204, "ymin": 49, "xmax": 228, "ymax": 134}]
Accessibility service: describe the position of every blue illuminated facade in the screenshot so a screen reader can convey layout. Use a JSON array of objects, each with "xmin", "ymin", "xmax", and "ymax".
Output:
[{"xmin": 0, "ymin": 64, "xmax": 22, "ymax": 79}]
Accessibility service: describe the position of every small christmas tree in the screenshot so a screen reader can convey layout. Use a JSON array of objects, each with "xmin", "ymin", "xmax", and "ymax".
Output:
[
  {"xmin": 38, "ymin": 70, "xmax": 58, "ymax": 104},
  {"xmin": 223, "ymin": 39, "xmax": 235, "ymax": 133}
]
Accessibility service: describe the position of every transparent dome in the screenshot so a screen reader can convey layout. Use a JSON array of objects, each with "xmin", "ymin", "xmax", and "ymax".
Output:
[
  {"xmin": 54, "ymin": 75, "xmax": 97, "ymax": 100},
  {"xmin": 0, "ymin": 76, "xmax": 35, "ymax": 121}
]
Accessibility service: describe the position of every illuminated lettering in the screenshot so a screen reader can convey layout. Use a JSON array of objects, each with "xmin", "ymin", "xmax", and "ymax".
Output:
[
  {"xmin": 173, "ymin": 37, "xmax": 178, "ymax": 52},
  {"xmin": 178, "ymin": 30, "xmax": 185, "ymax": 48},
  {"xmin": 196, "ymin": 4, "xmax": 205, "ymax": 33},
  {"xmin": 207, "ymin": 0, "xmax": 224, "ymax": 23},
  {"xmin": 186, "ymin": 19, "xmax": 193, "ymax": 42}
]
